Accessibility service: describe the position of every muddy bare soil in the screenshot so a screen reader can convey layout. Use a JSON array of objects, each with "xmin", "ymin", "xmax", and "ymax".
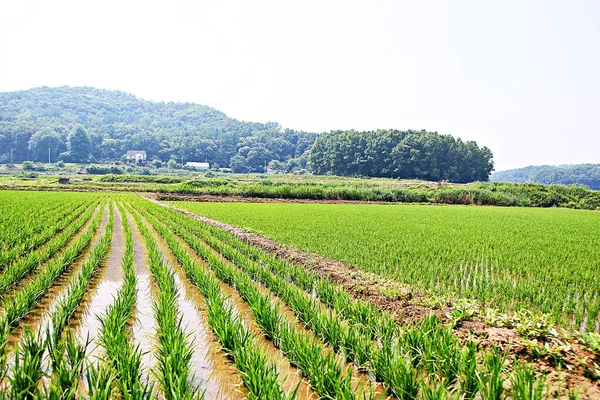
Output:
[{"xmin": 156, "ymin": 200, "xmax": 600, "ymax": 399}]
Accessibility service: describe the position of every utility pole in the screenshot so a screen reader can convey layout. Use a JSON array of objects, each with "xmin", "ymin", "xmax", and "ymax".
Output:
[
  {"xmin": 10, "ymin": 148, "xmax": 13, "ymax": 164},
  {"xmin": 48, "ymin": 147, "xmax": 51, "ymax": 164}
]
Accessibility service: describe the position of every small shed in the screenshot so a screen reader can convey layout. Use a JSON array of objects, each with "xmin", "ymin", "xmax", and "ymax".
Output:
[
  {"xmin": 185, "ymin": 162, "xmax": 210, "ymax": 171},
  {"xmin": 58, "ymin": 178, "xmax": 70, "ymax": 185},
  {"xmin": 126, "ymin": 150, "xmax": 147, "ymax": 163}
]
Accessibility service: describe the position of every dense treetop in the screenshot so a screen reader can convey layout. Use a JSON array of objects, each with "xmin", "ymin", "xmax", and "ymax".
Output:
[
  {"xmin": 308, "ymin": 130, "xmax": 494, "ymax": 182},
  {"xmin": 491, "ymin": 164, "xmax": 600, "ymax": 190},
  {"xmin": 0, "ymin": 86, "xmax": 317, "ymax": 171}
]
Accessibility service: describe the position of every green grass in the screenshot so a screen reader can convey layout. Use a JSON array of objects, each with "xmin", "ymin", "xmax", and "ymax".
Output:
[{"xmin": 174, "ymin": 202, "xmax": 600, "ymax": 330}]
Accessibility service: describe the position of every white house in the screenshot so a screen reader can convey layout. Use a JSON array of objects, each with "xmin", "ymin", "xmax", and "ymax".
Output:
[
  {"xmin": 126, "ymin": 150, "xmax": 147, "ymax": 163},
  {"xmin": 185, "ymin": 161, "xmax": 210, "ymax": 171}
]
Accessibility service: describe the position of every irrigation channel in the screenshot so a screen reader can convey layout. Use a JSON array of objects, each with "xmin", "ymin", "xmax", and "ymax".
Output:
[{"xmin": 0, "ymin": 192, "xmax": 596, "ymax": 399}]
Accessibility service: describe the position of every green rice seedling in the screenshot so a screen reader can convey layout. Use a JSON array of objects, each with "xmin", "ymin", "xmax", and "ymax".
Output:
[
  {"xmin": 173, "ymin": 201, "xmax": 600, "ymax": 330},
  {"xmin": 0, "ymin": 191, "xmax": 99, "ymax": 268},
  {"xmin": 0, "ymin": 204, "xmax": 104, "ymax": 367},
  {"xmin": 48, "ymin": 204, "xmax": 114, "ymax": 344},
  {"xmin": 8, "ymin": 329, "xmax": 45, "ymax": 399},
  {"xmin": 85, "ymin": 362, "xmax": 116, "ymax": 400},
  {"xmin": 0, "ymin": 200, "xmax": 92, "ymax": 270},
  {"xmin": 44, "ymin": 331, "xmax": 90, "ymax": 399},
  {"xmin": 137, "ymin": 205, "xmax": 363, "ymax": 399},
  {"xmin": 477, "ymin": 348, "xmax": 507, "ymax": 400},
  {"xmin": 0, "ymin": 200, "xmax": 98, "ymax": 298},
  {"xmin": 371, "ymin": 343, "xmax": 420, "ymax": 400},
  {"xmin": 97, "ymin": 202, "xmax": 153, "ymax": 399},
  {"xmin": 130, "ymin": 209, "xmax": 200, "ymax": 400},
  {"xmin": 510, "ymin": 361, "xmax": 547, "ymax": 400},
  {"xmin": 458, "ymin": 341, "xmax": 478, "ymax": 399},
  {"xmin": 124, "ymin": 203, "xmax": 293, "ymax": 400},
  {"xmin": 418, "ymin": 379, "xmax": 454, "ymax": 400}
]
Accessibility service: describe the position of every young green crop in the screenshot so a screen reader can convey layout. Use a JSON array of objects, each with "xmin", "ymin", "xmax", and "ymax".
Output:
[
  {"xmin": 0, "ymin": 200, "xmax": 91, "ymax": 269},
  {"xmin": 145, "ymin": 199, "xmax": 561, "ymax": 399},
  {"xmin": 174, "ymin": 201, "xmax": 600, "ymax": 330},
  {"xmin": 0, "ymin": 201, "xmax": 98, "ymax": 298},
  {"xmin": 130, "ymin": 207, "xmax": 200, "ymax": 400},
  {"xmin": 97, "ymin": 202, "xmax": 153, "ymax": 399},
  {"xmin": 0, "ymin": 201, "xmax": 104, "ymax": 372},
  {"xmin": 47, "ymin": 203, "xmax": 115, "ymax": 344},
  {"xmin": 138, "ymin": 202, "xmax": 366, "ymax": 399},
  {"xmin": 127, "ymin": 202, "xmax": 292, "ymax": 400},
  {"xmin": 0, "ymin": 191, "xmax": 99, "ymax": 266}
]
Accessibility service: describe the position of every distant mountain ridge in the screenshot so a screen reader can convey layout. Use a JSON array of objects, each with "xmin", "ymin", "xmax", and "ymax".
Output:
[
  {"xmin": 0, "ymin": 86, "xmax": 317, "ymax": 172},
  {"xmin": 491, "ymin": 164, "xmax": 600, "ymax": 190}
]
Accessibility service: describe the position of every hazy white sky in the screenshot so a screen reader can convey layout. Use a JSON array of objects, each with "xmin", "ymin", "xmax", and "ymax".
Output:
[{"xmin": 1, "ymin": 0, "xmax": 599, "ymax": 170}]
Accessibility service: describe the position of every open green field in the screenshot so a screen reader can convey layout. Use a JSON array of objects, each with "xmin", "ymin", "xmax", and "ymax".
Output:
[{"xmin": 175, "ymin": 202, "xmax": 600, "ymax": 330}]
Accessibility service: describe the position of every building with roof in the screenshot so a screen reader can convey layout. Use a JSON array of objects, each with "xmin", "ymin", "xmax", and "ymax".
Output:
[
  {"xmin": 185, "ymin": 161, "xmax": 210, "ymax": 170},
  {"xmin": 125, "ymin": 150, "xmax": 147, "ymax": 163}
]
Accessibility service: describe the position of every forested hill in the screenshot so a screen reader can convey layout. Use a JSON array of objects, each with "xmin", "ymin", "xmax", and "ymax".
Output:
[
  {"xmin": 0, "ymin": 86, "xmax": 317, "ymax": 171},
  {"xmin": 491, "ymin": 164, "xmax": 600, "ymax": 190}
]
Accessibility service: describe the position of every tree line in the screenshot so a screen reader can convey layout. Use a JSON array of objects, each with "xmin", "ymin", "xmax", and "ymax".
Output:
[
  {"xmin": 308, "ymin": 130, "xmax": 494, "ymax": 182},
  {"xmin": 0, "ymin": 87, "xmax": 496, "ymax": 182}
]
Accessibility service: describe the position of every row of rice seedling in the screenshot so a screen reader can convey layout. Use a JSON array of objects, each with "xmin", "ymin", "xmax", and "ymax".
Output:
[
  {"xmin": 175, "ymin": 202, "xmax": 600, "ymax": 330},
  {"xmin": 126, "ymin": 203, "xmax": 291, "ymax": 400},
  {"xmin": 44, "ymin": 203, "xmax": 114, "ymax": 345},
  {"xmin": 0, "ymin": 199, "xmax": 92, "ymax": 269},
  {"xmin": 0, "ymin": 192, "xmax": 97, "ymax": 260},
  {"xmin": 129, "ymin": 207, "xmax": 201, "ymax": 399},
  {"xmin": 97, "ymin": 202, "xmax": 153, "ymax": 399},
  {"xmin": 0, "ymin": 200, "xmax": 99, "ymax": 298},
  {"xmin": 137, "ymin": 202, "xmax": 372, "ymax": 399},
  {"xmin": 146, "ymin": 200, "xmax": 562, "ymax": 399},
  {"xmin": 0, "ymin": 201, "xmax": 105, "ymax": 372},
  {"xmin": 0, "ymin": 193, "xmax": 67, "ymax": 251}
]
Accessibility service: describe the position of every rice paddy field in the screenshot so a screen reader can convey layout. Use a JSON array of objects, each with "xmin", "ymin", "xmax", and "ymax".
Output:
[
  {"xmin": 174, "ymin": 202, "xmax": 600, "ymax": 332},
  {"xmin": 0, "ymin": 189, "xmax": 598, "ymax": 399}
]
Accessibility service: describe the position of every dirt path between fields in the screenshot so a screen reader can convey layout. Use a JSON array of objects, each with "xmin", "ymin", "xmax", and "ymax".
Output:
[{"xmin": 153, "ymin": 198, "xmax": 600, "ymax": 399}]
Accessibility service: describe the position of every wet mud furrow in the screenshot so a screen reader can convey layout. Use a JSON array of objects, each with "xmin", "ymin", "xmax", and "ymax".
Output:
[
  {"xmin": 192, "ymin": 232, "xmax": 385, "ymax": 398},
  {"xmin": 157, "ymin": 222, "xmax": 315, "ymax": 400},
  {"xmin": 74, "ymin": 203, "xmax": 125, "ymax": 355},
  {"xmin": 139, "ymin": 211, "xmax": 246, "ymax": 400},
  {"xmin": 128, "ymin": 210, "xmax": 158, "ymax": 386}
]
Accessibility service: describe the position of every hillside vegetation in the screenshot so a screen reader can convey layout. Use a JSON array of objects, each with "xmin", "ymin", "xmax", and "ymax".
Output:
[
  {"xmin": 1, "ymin": 86, "xmax": 495, "ymax": 182},
  {"xmin": 491, "ymin": 164, "xmax": 600, "ymax": 190},
  {"xmin": 0, "ymin": 86, "xmax": 317, "ymax": 172}
]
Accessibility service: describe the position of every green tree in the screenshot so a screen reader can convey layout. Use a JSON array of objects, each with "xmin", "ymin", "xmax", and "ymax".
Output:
[
  {"xmin": 28, "ymin": 128, "xmax": 63, "ymax": 162},
  {"xmin": 68, "ymin": 125, "xmax": 92, "ymax": 163},
  {"xmin": 230, "ymin": 155, "xmax": 249, "ymax": 173}
]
